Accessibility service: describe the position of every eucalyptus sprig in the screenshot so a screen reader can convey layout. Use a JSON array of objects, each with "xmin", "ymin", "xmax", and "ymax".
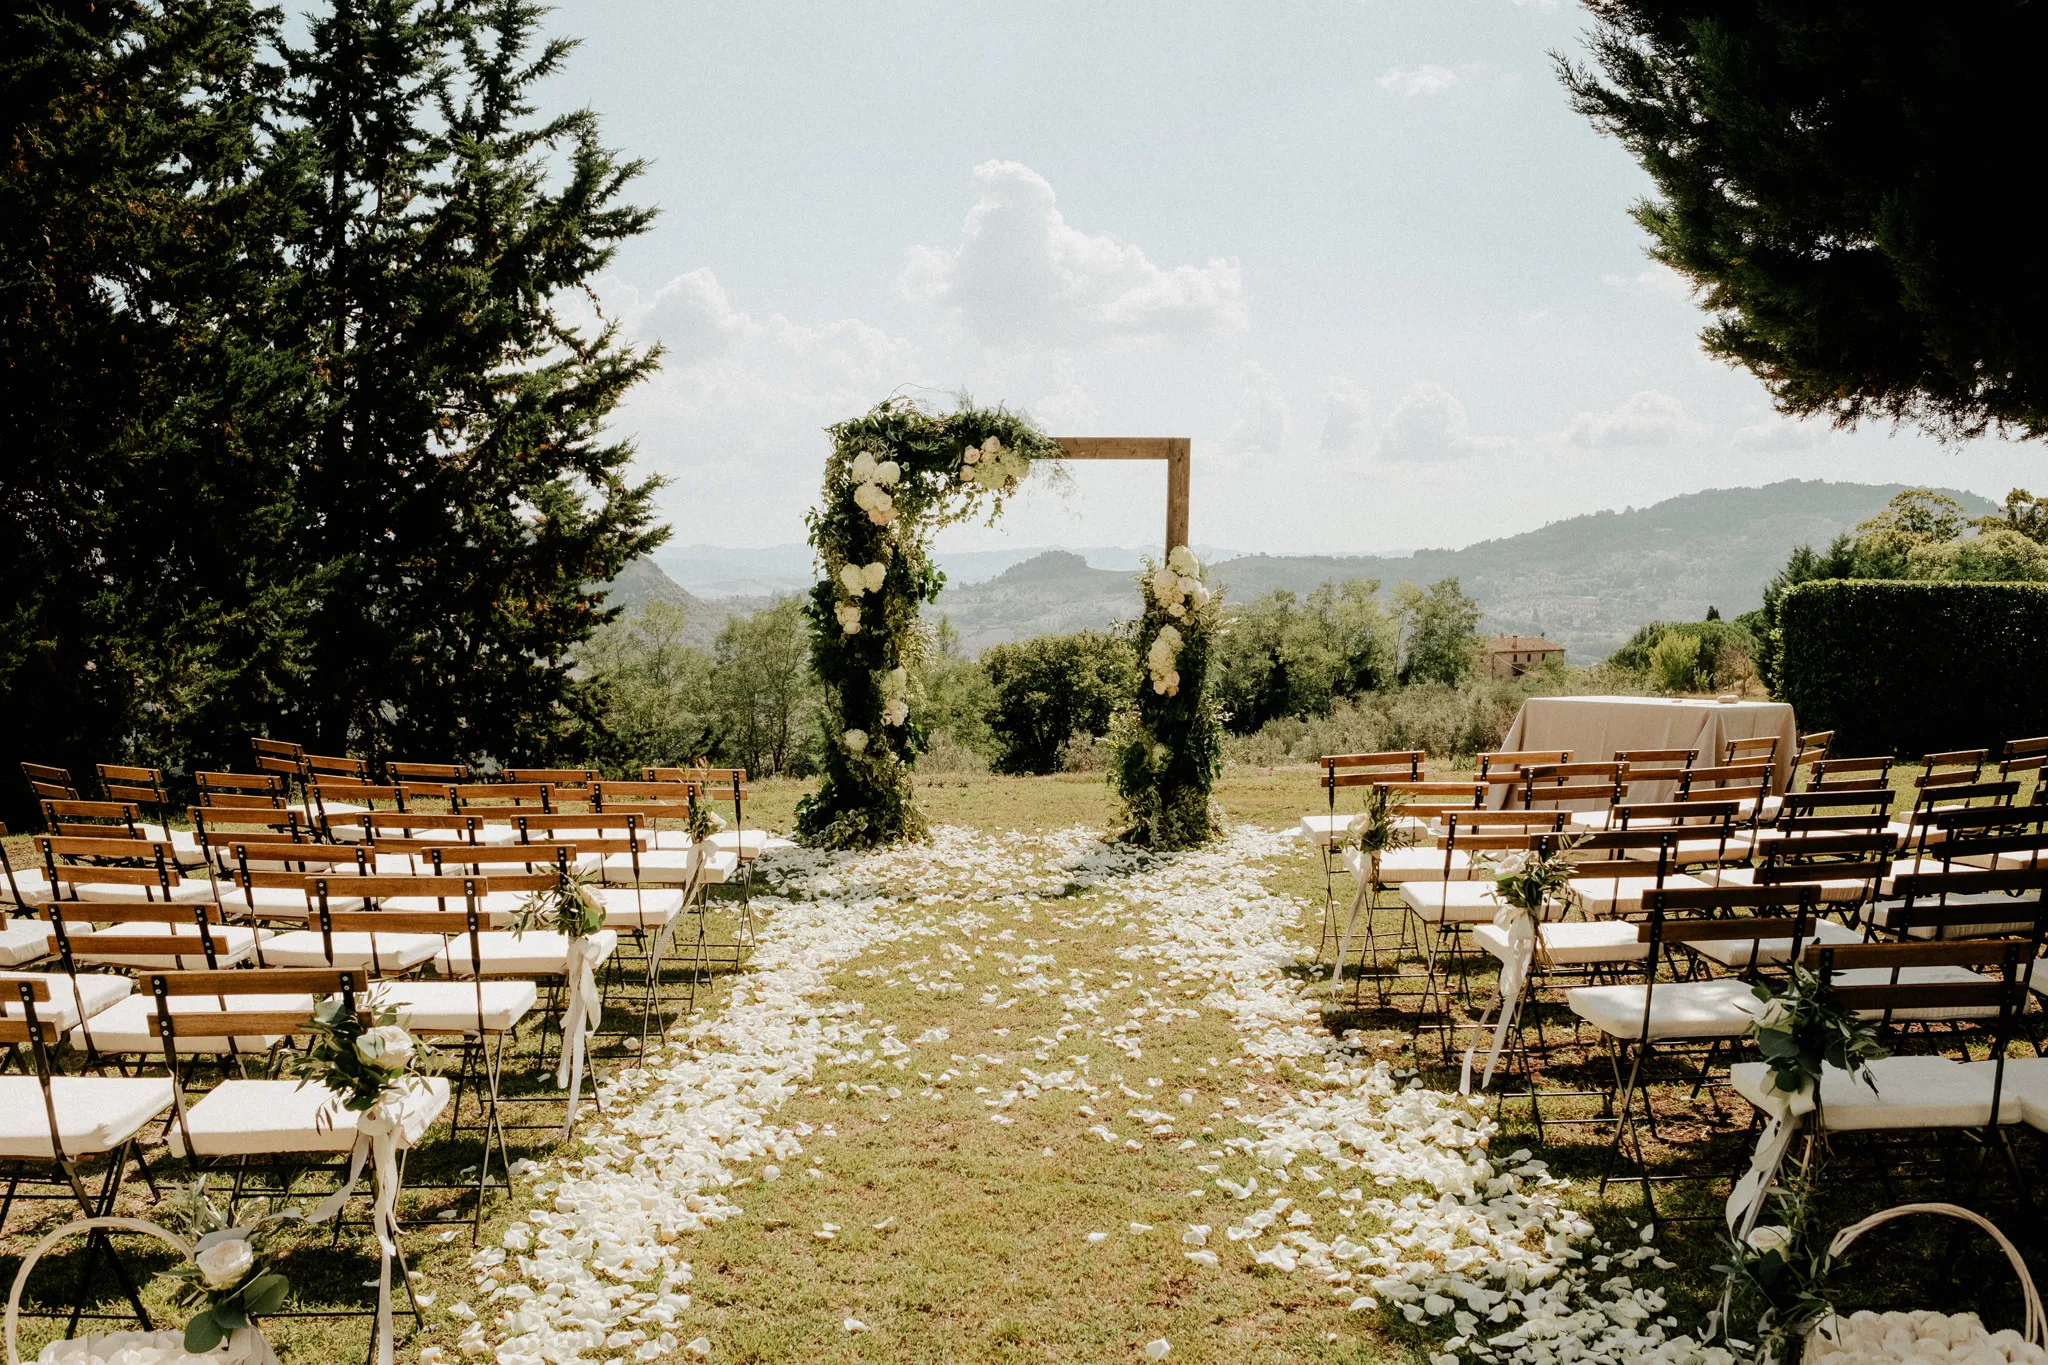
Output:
[
  {"xmin": 161, "ymin": 1179, "xmax": 297, "ymax": 1353},
  {"xmin": 1475, "ymin": 833, "xmax": 1586, "ymax": 914},
  {"xmin": 686, "ymin": 792, "xmax": 727, "ymax": 845},
  {"xmin": 1346, "ymin": 784, "xmax": 1418, "ymax": 860},
  {"xmin": 1712, "ymin": 1152, "xmax": 1836, "ymax": 1364},
  {"xmin": 1749, "ymin": 963, "xmax": 1886, "ymax": 1101},
  {"xmin": 286, "ymin": 999, "xmax": 440, "ymax": 1115},
  {"xmin": 513, "ymin": 862, "xmax": 608, "ymax": 940}
]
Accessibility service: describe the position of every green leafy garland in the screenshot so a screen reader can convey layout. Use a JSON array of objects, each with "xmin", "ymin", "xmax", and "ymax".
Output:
[
  {"xmin": 797, "ymin": 397, "xmax": 1065, "ymax": 848},
  {"xmin": 1109, "ymin": 548, "xmax": 1222, "ymax": 848},
  {"xmin": 1749, "ymin": 963, "xmax": 1886, "ymax": 1103},
  {"xmin": 512, "ymin": 863, "xmax": 609, "ymax": 939}
]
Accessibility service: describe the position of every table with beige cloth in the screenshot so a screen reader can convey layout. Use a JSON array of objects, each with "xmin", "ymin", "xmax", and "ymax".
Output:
[{"xmin": 1493, "ymin": 696, "xmax": 1799, "ymax": 803}]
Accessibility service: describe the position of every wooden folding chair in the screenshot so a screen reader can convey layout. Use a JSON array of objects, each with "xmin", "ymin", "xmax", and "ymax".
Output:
[
  {"xmin": 1790, "ymin": 730, "xmax": 1834, "ymax": 789},
  {"xmin": 92, "ymin": 765, "xmax": 170, "ymax": 823},
  {"xmin": 1, "ymin": 978, "xmax": 171, "ymax": 1333},
  {"xmin": 39, "ymin": 798, "xmax": 149, "ymax": 841},
  {"xmin": 1615, "ymin": 749, "xmax": 1697, "ymax": 803},
  {"xmin": 1300, "ymin": 752, "xmax": 1427, "ymax": 949},
  {"xmin": 1476, "ymin": 750, "xmax": 1570, "ymax": 806},
  {"xmin": 195, "ymin": 769, "xmax": 292, "ymax": 810},
  {"xmin": 37, "ymin": 835, "xmax": 204, "ymax": 905},
  {"xmin": 1918, "ymin": 748, "xmax": 1990, "ymax": 790},
  {"xmin": 19, "ymin": 763, "xmax": 79, "ymax": 803},
  {"xmin": 1809, "ymin": 755, "xmax": 1895, "ymax": 791},
  {"xmin": 1722, "ymin": 734, "xmax": 1780, "ymax": 769},
  {"xmin": 1677, "ymin": 761, "xmax": 1772, "ymax": 827},
  {"xmin": 1325, "ymin": 780, "xmax": 1485, "ymax": 1004},
  {"xmin": 1513, "ymin": 762, "xmax": 1623, "ymax": 825}
]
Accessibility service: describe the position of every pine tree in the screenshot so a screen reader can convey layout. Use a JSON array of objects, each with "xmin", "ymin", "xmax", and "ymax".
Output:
[
  {"xmin": 281, "ymin": 0, "xmax": 664, "ymax": 764},
  {"xmin": 1561, "ymin": 5, "xmax": 2048, "ymax": 441}
]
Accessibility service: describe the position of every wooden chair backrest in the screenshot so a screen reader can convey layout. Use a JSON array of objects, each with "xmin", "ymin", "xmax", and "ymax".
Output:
[
  {"xmin": 20, "ymin": 762, "xmax": 77, "ymax": 802},
  {"xmin": 95, "ymin": 764, "xmax": 167, "ymax": 808},
  {"xmin": 1476, "ymin": 751, "xmax": 1569, "ymax": 782},
  {"xmin": 1723, "ymin": 735, "xmax": 1780, "ymax": 766},
  {"xmin": 388, "ymin": 760, "xmax": 471, "ymax": 783},
  {"xmin": 41, "ymin": 798, "xmax": 146, "ymax": 839}
]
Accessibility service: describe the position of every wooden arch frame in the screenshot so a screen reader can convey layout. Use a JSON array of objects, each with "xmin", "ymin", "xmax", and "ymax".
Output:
[{"xmin": 1052, "ymin": 438, "xmax": 1191, "ymax": 554}]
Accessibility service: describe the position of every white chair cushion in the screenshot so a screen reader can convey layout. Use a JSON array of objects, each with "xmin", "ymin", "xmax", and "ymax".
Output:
[
  {"xmin": 1830, "ymin": 964, "xmax": 2000, "ymax": 1021},
  {"xmin": 1685, "ymin": 916, "xmax": 1863, "ymax": 968},
  {"xmin": 172, "ymin": 1075, "xmax": 449, "ymax": 1157},
  {"xmin": 1, "ymin": 922, "xmax": 52, "ymax": 965},
  {"xmin": 1572, "ymin": 873, "xmax": 1712, "ymax": 915},
  {"xmin": 597, "ymin": 888, "xmax": 685, "ymax": 930},
  {"xmin": 1299, "ymin": 814, "xmax": 1349, "ymax": 848},
  {"xmin": 1348, "ymin": 846, "xmax": 1474, "ymax": 884},
  {"xmin": 2, "ymin": 870, "xmax": 54, "ymax": 908},
  {"xmin": 1399, "ymin": 881, "xmax": 1554, "ymax": 925},
  {"xmin": 1732, "ymin": 1056, "xmax": 2017, "ymax": 1131},
  {"xmin": 1473, "ymin": 920, "xmax": 1649, "ymax": 965},
  {"xmin": 80, "ymin": 993, "xmax": 309, "ymax": 1054},
  {"xmin": 375, "ymin": 980, "xmax": 537, "ymax": 1033},
  {"xmin": 1962, "ymin": 1058, "xmax": 2048, "ymax": 1131},
  {"xmin": 433, "ymin": 928, "xmax": 617, "ymax": 978},
  {"xmin": 1566, "ymin": 978, "xmax": 1764, "ymax": 1040},
  {"xmin": 68, "ymin": 922, "xmax": 265, "ymax": 970},
  {"xmin": 0, "ymin": 1076, "xmax": 175, "ymax": 1158},
  {"xmin": 1706, "ymin": 867, "xmax": 1877, "ymax": 902},
  {"xmin": 1870, "ymin": 892, "xmax": 2041, "ymax": 939},
  {"xmin": 707, "ymin": 828, "xmax": 783, "ymax": 859},
  {"xmin": 0, "ymin": 971, "xmax": 131, "ymax": 1032},
  {"xmin": 255, "ymin": 930, "xmax": 443, "ymax": 973},
  {"xmin": 601, "ymin": 849, "xmax": 737, "ymax": 887}
]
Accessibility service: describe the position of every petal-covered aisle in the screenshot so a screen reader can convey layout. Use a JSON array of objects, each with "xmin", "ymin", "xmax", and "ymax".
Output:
[{"xmin": 470, "ymin": 827, "xmax": 1726, "ymax": 1364}]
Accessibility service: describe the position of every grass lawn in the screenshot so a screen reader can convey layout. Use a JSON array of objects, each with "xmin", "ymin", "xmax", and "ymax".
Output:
[{"xmin": 4, "ymin": 765, "xmax": 2037, "ymax": 1363}]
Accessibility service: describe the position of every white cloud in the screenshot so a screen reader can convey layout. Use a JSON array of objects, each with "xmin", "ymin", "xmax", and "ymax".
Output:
[
  {"xmin": 1375, "ymin": 382, "xmax": 1500, "ymax": 463},
  {"xmin": 1031, "ymin": 359, "xmax": 1100, "ymax": 433},
  {"xmin": 1562, "ymin": 390, "xmax": 1693, "ymax": 448},
  {"xmin": 1221, "ymin": 362, "xmax": 1291, "ymax": 458},
  {"xmin": 1601, "ymin": 264, "xmax": 1695, "ymax": 303},
  {"xmin": 1732, "ymin": 416, "xmax": 1830, "ymax": 451},
  {"xmin": 1377, "ymin": 64, "xmax": 1459, "ymax": 97},
  {"xmin": 1319, "ymin": 377, "xmax": 1369, "ymax": 455},
  {"xmin": 902, "ymin": 160, "xmax": 1248, "ymax": 346}
]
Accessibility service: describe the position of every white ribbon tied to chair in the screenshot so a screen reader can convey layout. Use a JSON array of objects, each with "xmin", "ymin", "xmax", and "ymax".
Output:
[
  {"xmin": 556, "ymin": 932, "xmax": 604, "ymax": 1136},
  {"xmin": 1725, "ymin": 1075, "xmax": 1816, "ymax": 1236},
  {"xmin": 1460, "ymin": 898, "xmax": 1538, "ymax": 1094},
  {"xmin": 306, "ymin": 1101, "xmax": 404, "ymax": 1365}
]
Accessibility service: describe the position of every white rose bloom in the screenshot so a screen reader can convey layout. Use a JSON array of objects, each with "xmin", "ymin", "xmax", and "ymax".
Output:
[
  {"xmin": 861, "ymin": 562, "xmax": 887, "ymax": 592},
  {"xmin": 195, "ymin": 1237, "xmax": 255, "ymax": 1289},
  {"xmin": 851, "ymin": 482, "xmax": 876, "ymax": 511},
  {"xmin": 981, "ymin": 435, "xmax": 1001, "ymax": 455},
  {"xmin": 1746, "ymin": 1224, "xmax": 1795, "ymax": 1258},
  {"xmin": 843, "ymin": 729, "xmax": 868, "ymax": 754},
  {"xmin": 1153, "ymin": 679, "xmax": 1169, "ymax": 695},
  {"xmin": 961, "ymin": 443, "xmax": 980, "ymax": 464},
  {"xmin": 875, "ymin": 460, "xmax": 901, "ymax": 486},
  {"xmin": 849, "ymin": 452, "xmax": 877, "ymax": 482},
  {"xmin": 882, "ymin": 699, "xmax": 909, "ymax": 727},
  {"xmin": 355, "ymin": 1024, "xmax": 414, "ymax": 1071},
  {"xmin": 838, "ymin": 564, "xmax": 866, "ymax": 596},
  {"xmin": 1165, "ymin": 601, "xmax": 1185, "ymax": 618},
  {"xmin": 1190, "ymin": 583, "xmax": 1212, "ymax": 607},
  {"xmin": 835, "ymin": 604, "xmax": 861, "ymax": 634},
  {"xmin": 1166, "ymin": 670, "xmax": 1180, "ymax": 688},
  {"xmin": 1151, "ymin": 566, "xmax": 1179, "ymax": 600},
  {"xmin": 867, "ymin": 504, "xmax": 896, "ymax": 527}
]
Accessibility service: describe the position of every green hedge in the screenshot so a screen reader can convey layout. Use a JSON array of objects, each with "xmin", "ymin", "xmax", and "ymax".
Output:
[{"xmin": 1778, "ymin": 579, "xmax": 2048, "ymax": 757}]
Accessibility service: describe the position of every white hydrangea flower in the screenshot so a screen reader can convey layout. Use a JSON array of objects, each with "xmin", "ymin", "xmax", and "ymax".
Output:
[
  {"xmin": 874, "ymin": 460, "xmax": 901, "ymax": 486},
  {"xmin": 842, "ymin": 728, "xmax": 867, "ymax": 754},
  {"xmin": 849, "ymin": 452, "xmax": 877, "ymax": 482},
  {"xmin": 882, "ymin": 699, "xmax": 909, "ymax": 727},
  {"xmin": 1167, "ymin": 544, "xmax": 1199, "ymax": 575},
  {"xmin": 861, "ymin": 561, "xmax": 887, "ymax": 592},
  {"xmin": 838, "ymin": 563, "xmax": 868, "ymax": 596}
]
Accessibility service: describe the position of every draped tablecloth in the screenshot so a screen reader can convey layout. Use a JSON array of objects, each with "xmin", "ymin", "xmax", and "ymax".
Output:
[{"xmin": 1495, "ymin": 696, "xmax": 1799, "ymax": 801}]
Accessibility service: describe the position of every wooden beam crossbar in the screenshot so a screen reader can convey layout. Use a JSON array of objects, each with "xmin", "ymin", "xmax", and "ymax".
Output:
[{"xmin": 1051, "ymin": 436, "xmax": 1191, "ymax": 554}]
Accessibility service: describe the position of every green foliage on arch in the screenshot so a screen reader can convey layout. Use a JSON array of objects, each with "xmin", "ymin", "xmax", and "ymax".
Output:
[{"xmin": 794, "ymin": 397, "xmax": 1065, "ymax": 848}]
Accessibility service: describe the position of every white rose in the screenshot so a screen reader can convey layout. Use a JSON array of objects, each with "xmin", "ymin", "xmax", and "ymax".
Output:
[
  {"xmin": 195, "ymin": 1237, "xmax": 255, "ymax": 1289},
  {"xmin": 1190, "ymin": 583, "xmax": 1212, "ymax": 607},
  {"xmin": 843, "ymin": 729, "xmax": 868, "ymax": 754},
  {"xmin": 1165, "ymin": 601, "xmax": 1185, "ymax": 618},
  {"xmin": 1166, "ymin": 670, "xmax": 1180, "ymax": 688},
  {"xmin": 981, "ymin": 435, "xmax": 1001, "ymax": 455},
  {"xmin": 882, "ymin": 699, "xmax": 909, "ymax": 727},
  {"xmin": 1153, "ymin": 679, "xmax": 1169, "ymax": 695},
  {"xmin": 835, "ymin": 604, "xmax": 861, "ymax": 634},
  {"xmin": 874, "ymin": 460, "xmax": 901, "ymax": 486},
  {"xmin": 851, "ymin": 481, "xmax": 877, "ymax": 511},
  {"xmin": 1746, "ymin": 1224, "xmax": 1795, "ymax": 1258},
  {"xmin": 355, "ymin": 1024, "xmax": 414, "ymax": 1071},
  {"xmin": 838, "ymin": 564, "xmax": 867, "ymax": 596},
  {"xmin": 849, "ymin": 452, "xmax": 877, "ymax": 482},
  {"xmin": 867, "ymin": 504, "xmax": 896, "ymax": 527},
  {"xmin": 861, "ymin": 561, "xmax": 887, "ymax": 592},
  {"xmin": 1753, "ymin": 997, "xmax": 1792, "ymax": 1032},
  {"xmin": 961, "ymin": 443, "xmax": 980, "ymax": 465}
]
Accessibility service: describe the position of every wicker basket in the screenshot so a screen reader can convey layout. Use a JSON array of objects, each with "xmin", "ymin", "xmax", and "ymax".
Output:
[{"xmin": 1806, "ymin": 1203, "xmax": 2046, "ymax": 1363}]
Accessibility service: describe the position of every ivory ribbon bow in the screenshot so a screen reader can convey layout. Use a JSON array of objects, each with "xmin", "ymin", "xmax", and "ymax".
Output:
[
  {"xmin": 308, "ymin": 1101, "xmax": 405, "ymax": 1365},
  {"xmin": 1725, "ymin": 1076, "xmax": 1816, "ymax": 1236},
  {"xmin": 1460, "ymin": 901, "xmax": 1539, "ymax": 1094},
  {"xmin": 557, "ymin": 933, "xmax": 605, "ymax": 1137}
]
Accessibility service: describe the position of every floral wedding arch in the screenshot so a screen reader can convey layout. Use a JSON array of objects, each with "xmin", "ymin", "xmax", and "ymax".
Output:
[{"xmin": 794, "ymin": 397, "xmax": 1220, "ymax": 850}]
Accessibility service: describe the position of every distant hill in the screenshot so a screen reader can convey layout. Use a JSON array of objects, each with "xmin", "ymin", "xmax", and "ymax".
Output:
[
  {"xmin": 596, "ymin": 557, "xmax": 773, "ymax": 650},
  {"xmin": 655, "ymin": 542, "xmax": 1244, "ymax": 598},
  {"xmin": 922, "ymin": 480, "xmax": 1997, "ymax": 661}
]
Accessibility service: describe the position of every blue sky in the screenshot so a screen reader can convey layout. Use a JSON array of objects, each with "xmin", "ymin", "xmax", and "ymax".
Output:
[{"xmin": 541, "ymin": 0, "xmax": 2040, "ymax": 557}]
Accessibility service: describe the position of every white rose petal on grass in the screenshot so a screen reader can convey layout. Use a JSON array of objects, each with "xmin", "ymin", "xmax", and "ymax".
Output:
[
  {"xmin": 762, "ymin": 1165, "xmax": 780, "ymax": 1182},
  {"xmin": 1128, "ymin": 1223, "xmax": 1153, "ymax": 1234},
  {"xmin": 418, "ymin": 1349, "xmax": 446, "ymax": 1365},
  {"xmin": 843, "ymin": 1317, "xmax": 869, "ymax": 1334},
  {"xmin": 685, "ymin": 1338, "xmax": 711, "ymax": 1358},
  {"xmin": 1145, "ymin": 1339, "xmax": 1172, "ymax": 1360},
  {"xmin": 1181, "ymin": 1225, "xmax": 1209, "ymax": 1247},
  {"xmin": 1184, "ymin": 1250, "xmax": 1220, "ymax": 1268},
  {"xmin": 1086, "ymin": 1231, "xmax": 1108, "ymax": 1244}
]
